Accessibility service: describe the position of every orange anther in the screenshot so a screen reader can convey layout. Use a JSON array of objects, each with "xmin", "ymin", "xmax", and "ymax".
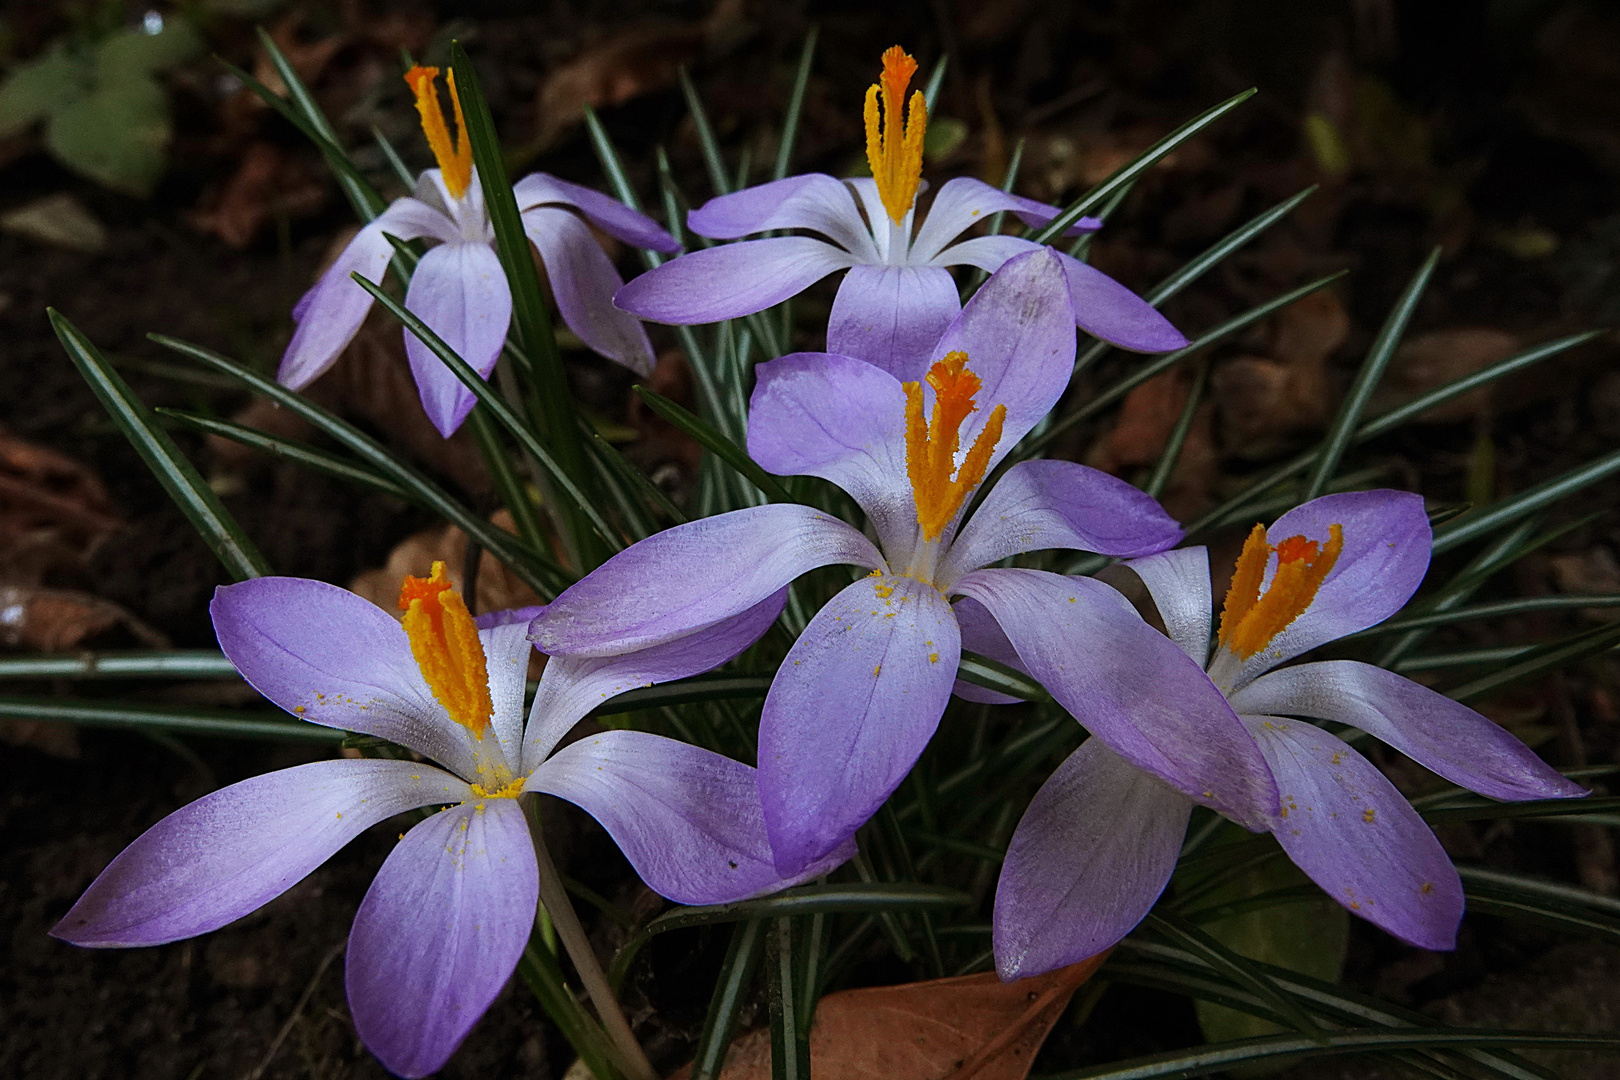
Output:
[
  {"xmin": 864, "ymin": 46, "xmax": 927, "ymax": 225},
  {"xmin": 1217, "ymin": 523, "xmax": 1344, "ymax": 660},
  {"xmin": 904, "ymin": 352, "xmax": 1005, "ymax": 541},
  {"xmin": 399, "ymin": 561, "xmax": 491, "ymax": 735},
  {"xmin": 405, "ymin": 66, "xmax": 473, "ymax": 200}
]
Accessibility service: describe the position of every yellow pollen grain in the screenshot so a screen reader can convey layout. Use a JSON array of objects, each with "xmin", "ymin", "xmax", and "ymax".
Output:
[
  {"xmin": 400, "ymin": 560, "xmax": 493, "ymax": 737},
  {"xmin": 1217, "ymin": 522, "xmax": 1344, "ymax": 660},
  {"xmin": 864, "ymin": 46, "xmax": 927, "ymax": 225},
  {"xmin": 873, "ymin": 665, "xmax": 882, "ymax": 677},
  {"xmin": 903, "ymin": 352, "xmax": 1006, "ymax": 541},
  {"xmin": 1363, "ymin": 808, "xmax": 1376, "ymax": 823},
  {"xmin": 929, "ymin": 652, "xmax": 939, "ymax": 663},
  {"xmin": 874, "ymin": 581, "xmax": 895, "ymax": 599},
  {"xmin": 468, "ymin": 777, "xmax": 526, "ymax": 800},
  {"xmin": 405, "ymin": 66, "xmax": 473, "ymax": 200},
  {"xmin": 1421, "ymin": 882, "xmax": 1434, "ymax": 894}
]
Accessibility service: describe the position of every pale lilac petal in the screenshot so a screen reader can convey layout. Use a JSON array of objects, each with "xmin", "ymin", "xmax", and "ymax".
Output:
[
  {"xmin": 927, "ymin": 234, "xmax": 1043, "ymax": 273},
  {"xmin": 521, "ymin": 590, "xmax": 786, "ymax": 772},
  {"xmin": 926, "ymin": 249, "xmax": 1076, "ymax": 475},
  {"xmin": 482, "ymin": 620, "xmax": 537, "ymax": 776},
  {"xmin": 529, "ymin": 504, "xmax": 883, "ymax": 656},
  {"xmin": 759, "ymin": 574, "xmax": 959, "ymax": 876},
  {"xmin": 1055, "ymin": 251, "xmax": 1188, "ymax": 353},
  {"xmin": 1226, "ymin": 490, "xmax": 1432, "ymax": 688},
  {"xmin": 347, "ymin": 799, "xmax": 537, "ymax": 1079},
  {"xmin": 942, "ymin": 459, "xmax": 1183, "ymax": 585},
  {"xmin": 1247, "ymin": 715, "xmax": 1463, "ymax": 950},
  {"xmin": 912, "ymin": 177, "xmax": 1099, "ymax": 264},
  {"xmin": 512, "ymin": 172, "xmax": 679, "ymax": 252},
  {"xmin": 955, "ymin": 568, "xmax": 1277, "ymax": 829},
  {"xmin": 613, "ymin": 237, "xmax": 855, "ymax": 324},
  {"xmin": 826, "ymin": 265, "xmax": 961, "ymax": 382},
  {"xmin": 994, "ymin": 739, "xmax": 1192, "ymax": 979},
  {"xmin": 412, "ymin": 168, "xmax": 490, "ymax": 239},
  {"xmin": 1232, "ymin": 660, "xmax": 1586, "ymax": 802},
  {"xmin": 527, "ymin": 730, "xmax": 851, "ymax": 904},
  {"xmin": 401, "ymin": 240, "xmax": 512, "ymax": 437},
  {"xmin": 684, "ymin": 174, "xmax": 878, "ymax": 261},
  {"xmin": 523, "ymin": 206, "xmax": 655, "ymax": 376},
  {"xmin": 279, "ymin": 197, "xmax": 456, "ymax": 389},
  {"xmin": 1124, "ymin": 547, "xmax": 1214, "ymax": 667},
  {"xmin": 210, "ymin": 577, "xmax": 480, "ymax": 777},
  {"xmin": 52, "ymin": 760, "xmax": 467, "ymax": 947},
  {"xmin": 951, "ymin": 595, "xmax": 1025, "ymax": 705},
  {"xmin": 847, "ymin": 177, "xmax": 917, "ymax": 262},
  {"xmin": 746, "ymin": 351, "xmax": 914, "ymax": 556}
]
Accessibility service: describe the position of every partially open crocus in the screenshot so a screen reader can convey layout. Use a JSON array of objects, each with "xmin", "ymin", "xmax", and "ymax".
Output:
[
  {"xmin": 992, "ymin": 490, "xmax": 1587, "ymax": 980},
  {"xmin": 52, "ymin": 565, "xmax": 835, "ymax": 1078},
  {"xmin": 533, "ymin": 249, "xmax": 1274, "ymax": 881},
  {"xmin": 279, "ymin": 65, "xmax": 679, "ymax": 437},
  {"xmin": 614, "ymin": 46, "xmax": 1186, "ymax": 377}
]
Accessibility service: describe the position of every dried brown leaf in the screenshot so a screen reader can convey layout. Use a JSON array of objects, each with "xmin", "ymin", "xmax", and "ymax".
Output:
[
  {"xmin": 1371, "ymin": 327, "xmax": 1518, "ymax": 424},
  {"xmin": 0, "ymin": 426, "xmax": 123, "ymax": 579},
  {"xmin": 190, "ymin": 141, "xmax": 327, "ymax": 249},
  {"xmin": 0, "ymin": 583, "xmax": 166, "ymax": 651}
]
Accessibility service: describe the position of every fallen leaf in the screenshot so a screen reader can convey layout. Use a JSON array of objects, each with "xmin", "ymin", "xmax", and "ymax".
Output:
[
  {"xmin": 1370, "ymin": 328, "xmax": 1519, "ymax": 424},
  {"xmin": 1549, "ymin": 547, "xmax": 1620, "ymax": 622},
  {"xmin": 0, "ymin": 583, "xmax": 166, "ymax": 651},
  {"xmin": 190, "ymin": 141, "xmax": 327, "ymax": 249},
  {"xmin": 0, "ymin": 192, "xmax": 107, "ymax": 253},
  {"xmin": 1212, "ymin": 289, "xmax": 1345, "ymax": 454},
  {"xmin": 0, "ymin": 425, "xmax": 123, "ymax": 578},
  {"xmin": 675, "ymin": 954, "xmax": 1107, "ymax": 1080}
]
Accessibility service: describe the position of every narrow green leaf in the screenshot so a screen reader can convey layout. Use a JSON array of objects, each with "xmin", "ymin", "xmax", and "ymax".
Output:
[
  {"xmin": 922, "ymin": 55, "xmax": 948, "ymax": 112},
  {"xmin": 1421, "ymin": 795, "xmax": 1620, "ymax": 824},
  {"xmin": 1145, "ymin": 911, "xmax": 1327, "ymax": 1043},
  {"xmin": 466, "ymin": 406, "xmax": 548, "ymax": 554},
  {"xmin": 1448, "ymin": 620, "xmax": 1620, "ymax": 702},
  {"xmin": 633, "ymin": 386, "xmax": 793, "ymax": 502},
  {"xmin": 1348, "ymin": 594, "xmax": 1620, "ymax": 637},
  {"xmin": 52, "ymin": 311, "xmax": 271, "ymax": 580},
  {"xmin": 1144, "ymin": 359, "xmax": 1208, "ymax": 499},
  {"xmin": 0, "ymin": 695, "xmax": 340, "ymax": 743},
  {"xmin": 691, "ymin": 920, "xmax": 766, "ymax": 1080},
  {"xmin": 772, "ymin": 28, "xmax": 819, "ymax": 182},
  {"xmin": 1396, "ymin": 645, "xmax": 1535, "ymax": 672},
  {"xmin": 680, "ymin": 66, "xmax": 731, "ymax": 197},
  {"xmin": 0, "ymin": 650, "xmax": 237, "ymax": 680},
  {"xmin": 516, "ymin": 936, "xmax": 627, "ymax": 1080},
  {"xmin": 956, "ymin": 649, "xmax": 1050, "ymax": 702},
  {"xmin": 768, "ymin": 918, "xmax": 811, "ymax": 1080},
  {"xmin": 1434, "ymin": 446, "xmax": 1620, "ymax": 555},
  {"xmin": 1303, "ymin": 247, "xmax": 1440, "ymax": 499},
  {"xmin": 373, "ymin": 124, "xmax": 416, "ymax": 189}
]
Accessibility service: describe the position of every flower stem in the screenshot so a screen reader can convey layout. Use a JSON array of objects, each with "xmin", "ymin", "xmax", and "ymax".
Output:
[{"xmin": 522, "ymin": 795, "xmax": 658, "ymax": 1080}]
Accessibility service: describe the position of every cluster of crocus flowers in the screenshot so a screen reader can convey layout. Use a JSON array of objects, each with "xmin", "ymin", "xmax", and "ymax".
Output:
[
  {"xmin": 614, "ymin": 47, "xmax": 1188, "ymax": 377},
  {"xmin": 990, "ymin": 491, "xmax": 1587, "ymax": 979},
  {"xmin": 53, "ymin": 565, "xmax": 840, "ymax": 1077},
  {"xmin": 279, "ymin": 65, "xmax": 679, "ymax": 437}
]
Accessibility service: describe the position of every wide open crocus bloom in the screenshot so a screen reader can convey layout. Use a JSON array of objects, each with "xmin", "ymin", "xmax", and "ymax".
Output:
[
  {"xmin": 534, "ymin": 249, "xmax": 1275, "ymax": 881},
  {"xmin": 993, "ymin": 490, "xmax": 1587, "ymax": 980},
  {"xmin": 279, "ymin": 65, "xmax": 679, "ymax": 437},
  {"xmin": 53, "ymin": 564, "xmax": 838, "ymax": 1078},
  {"xmin": 615, "ymin": 46, "xmax": 1187, "ymax": 377}
]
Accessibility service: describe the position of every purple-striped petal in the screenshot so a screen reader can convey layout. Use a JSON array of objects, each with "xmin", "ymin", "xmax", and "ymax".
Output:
[
  {"xmin": 912, "ymin": 177, "xmax": 1099, "ymax": 264},
  {"xmin": 279, "ymin": 197, "xmax": 457, "ymax": 389},
  {"xmin": 954, "ymin": 568, "xmax": 1277, "ymax": 829},
  {"xmin": 210, "ymin": 577, "xmax": 481, "ymax": 778},
  {"xmin": 1232, "ymin": 660, "xmax": 1586, "ymax": 803},
  {"xmin": 685, "ymin": 174, "xmax": 878, "ymax": 261},
  {"xmin": 1246, "ymin": 715, "xmax": 1463, "ymax": 950},
  {"xmin": 1125, "ymin": 547, "xmax": 1214, "ymax": 667},
  {"xmin": 1055, "ymin": 251, "xmax": 1187, "ymax": 353},
  {"xmin": 52, "ymin": 759, "xmax": 466, "ymax": 948},
  {"xmin": 994, "ymin": 739, "xmax": 1192, "ymax": 979},
  {"xmin": 529, "ymin": 504, "xmax": 883, "ymax": 657},
  {"xmin": 521, "ymin": 589, "xmax": 787, "ymax": 772},
  {"xmin": 826, "ymin": 264, "xmax": 961, "ymax": 382},
  {"xmin": 759, "ymin": 573, "xmax": 959, "ymax": 876},
  {"xmin": 346, "ymin": 798, "xmax": 537, "ymax": 1079},
  {"xmin": 747, "ymin": 351, "xmax": 914, "ymax": 556},
  {"xmin": 613, "ymin": 237, "xmax": 855, "ymax": 324},
  {"xmin": 527, "ymin": 730, "xmax": 851, "ymax": 904},
  {"xmin": 523, "ymin": 206, "xmax": 655, "ymax": 376},
  {"xmin": 401, "ymin": 240, "xmax": 512, "ymax": 437},
  {"xmin": 951, "ymin": 595, "xmax": 1025, "ymax": 705},
  {"xmin": 1225, "ymin": 490, "xmax": 1432, "ymax": 689},
  {"xmin": 512, "ymin": 172, "xmax": 679, "ymax": 253},
  {"xmin": 942, "ymin": 460, "xmax": 1183, "ymax": 585}
]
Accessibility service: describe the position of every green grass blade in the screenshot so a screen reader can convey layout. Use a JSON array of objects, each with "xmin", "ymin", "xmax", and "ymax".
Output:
[
  {"xmin": 1419, "ymin": 796, "xmax": 1620, "ymax": 824},
  {"xmin": 1460, "ymin": 865, "xmax": 1620, "ymax": 917},
  {"xmin": 768, "ymin": 918, "xmax": 811, "ymax": 1080},
  {"xmin": 0, "ymin": 651, "xmax": 238, "ymax": 679},
  {"xmin": 516, "ymin": 936, "xmax": 627, "ymax": 1080},
  {"xmin": 0, "ymin": 695, "xmax": 340, "ymax": 743},
  {"xmin": 1302, "ymin": 248, "xmax": 1439, "ymax": 500},
  {"xmin": 52, "ymin": 311, "xmax": 271, "ymax": 580},
  {"xmin": 680, "ymin": 66, "xmax": 731, "ymax": 197},
  {"xmin": 1144, "ymin": 360, "xmax": 1208, "ymax": 499},
  {"xmin": 923, "ymin": 54, "xmax": 948, "ymax": 112},
  {"xmin": 1433, "ymin": 446, "xmax": 1620, "ymax": 555},
  {"xmin": 772, "ymin": 27, "xmax": 819, "ymax": 182},
  {"xmin": 633, "ymin": 386, "xmax": 793, "ymax": 502},
  {"xmin": 158, "ymin": 408, "xmax": 415, "ymax": 503},
  {"xmin": 1447, "ymin": 620, "xmax": 1620, "ymax": 702},
  {"xmin": 691, "ymin": 919, "xmax": 766, "ymax": 1080},
  {"xmin": 373, "ymin": 124, "xmax": 416, "ymax": 189},
  {"xmin": 1144, "ymin": 912, "xmax": 1327, "ymax": 1043},
  {"xmin": 150, "ymin": 334, "xmax": 569, "ymax": 596},
  {"xmin": 956, "ymin": 650, "xmax": 1050, "ymax": 702},
  {"xmin": 1030, "ymin": 89, "xmax": 1256, "ymax": 245},
  {"xmin": 467, "ymin": 406, "xmax": 548, "ymax": 554}
]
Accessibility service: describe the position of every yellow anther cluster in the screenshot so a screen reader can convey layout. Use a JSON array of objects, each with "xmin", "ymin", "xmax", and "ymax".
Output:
[
  {"xmin": 864, "ymin": 46, "xmax": 928, "ymax": 225},
  {"xmin": 405, "ymin": 65, "xmax": 473, "ymax": 200},
  {"xmin": 903, "ymin": 352, "xmax": 1005, "ymax": 541},
  {"xmin": 1217, "ymin": 522, "xmax": 1344, "ymax": 659},
  {"xmin": 399, "ymin": 561, "xmax": 492, "ymax": 736},
  {"xmin": 469, "ymin": 778, "xmax": 526, "ymax": 800}
]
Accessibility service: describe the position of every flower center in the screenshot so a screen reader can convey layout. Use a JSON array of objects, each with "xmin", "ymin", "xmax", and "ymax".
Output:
[
  {"xmin": 1217, "ymin": 522, "xmax": 1344, "ymax": 660},
  {"xmin": 864, "ymin": 46, "xmax": 927, "ymax": 226},
  {"xmin": 468, "ymin": 777, "xmax": 526, "ymax": 800},
  {"xmin": 904, "ymin": 352, "xmax": 1006, "ymax": 542},
  {"xmin": 399, "ymin": 561, "xmax": 492, "ymax": 736},
  {"xmin": 405, "ymin": 65, "xmax": 473, "ymax": 201}
]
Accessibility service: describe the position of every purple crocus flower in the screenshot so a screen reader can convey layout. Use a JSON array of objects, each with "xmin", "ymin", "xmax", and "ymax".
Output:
[
  {"xmin": 992, "ymin": 490, "xmax": 1587, "ymax": 980},
  {"xmin": 279, "ymin": 65, "xmax": 679, "ymax": 437},
  {"xmin": 613, "ymin": 46, "xmax": 1187, "ymax": 377},
  {"xmin": 532, "ymin": 249, "xmax": 1276, "ymax": 882},
  {"xmin": 53, "ymin": 564, "xmax": 837, "ymax": 1078}
]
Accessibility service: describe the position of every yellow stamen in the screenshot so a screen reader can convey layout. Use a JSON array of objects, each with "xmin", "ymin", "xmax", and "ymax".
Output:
[
  {"xmin": 864, "ymin": 46, "xmax": 928, "ymax": 225},
  {"xmin": 399, "ymin": 561, "xmax": 492, "ymax": 736},
  {"xmin": 405, "ymin": 65, "xmax": 473, "ymax": 200},
  {"xmin": 1217, "ymin": 522, "xmax": 1344, "ymax": 659},
  {"xmin": 904, "ymin": 351, "xmax": 1006, "ymax": 541},
  {"xmin": 468, "ymin": 777, "xmax": 526, "ymax": 800}
]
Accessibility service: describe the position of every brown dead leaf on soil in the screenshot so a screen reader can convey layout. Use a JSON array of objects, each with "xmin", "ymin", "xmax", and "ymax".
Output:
[
  {"xmin": 0, "ymin": 426, "xmax": 123, "ymax": 579},
  {"xmin": 673, "ymin": 953, "xmax": 1108, "ymax": 1080},
  {"xmin": 1370, "ymin": 328, "xmax": 1518, "ymax": 424},
  {"xmin": 191, "ymin": 142, "xmax": 328, "ymax": 249},
  {"xmin": 1213, "ymin": 288, "xmax": 1347, "ymax": 455}
]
